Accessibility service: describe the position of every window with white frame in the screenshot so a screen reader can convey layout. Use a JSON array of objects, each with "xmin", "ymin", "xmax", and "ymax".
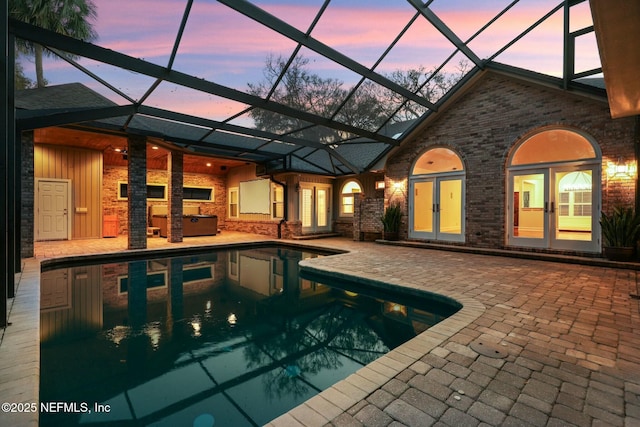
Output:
[
  {"xmin": 272, "ymin": 184, "xmax": 284, "ymax": 219},
  {"xmin": 340, "ymin": 180, "xmax": 361, "ymax": 216},
  {"xmin": 228, "ymin": 187, "xmax": 239, "ymax": 218}
]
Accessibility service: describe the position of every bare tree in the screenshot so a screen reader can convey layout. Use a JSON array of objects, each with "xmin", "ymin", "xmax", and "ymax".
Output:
[
  {"xmin": 248, "ymin": 55, "xmax": 471, "ymax": 139},
  {"xmin": 384, "ymin": 60, "xmax": 472, "ymax": 122}
]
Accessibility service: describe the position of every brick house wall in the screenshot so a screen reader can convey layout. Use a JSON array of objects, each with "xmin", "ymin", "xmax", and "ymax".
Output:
[
  {"xmin": 385, "ymin": 70, "xmax": 638, "ymax": 251},
  {"xmin": 103, "ymin": 166, "xmax": 226, "ymax": 236}
]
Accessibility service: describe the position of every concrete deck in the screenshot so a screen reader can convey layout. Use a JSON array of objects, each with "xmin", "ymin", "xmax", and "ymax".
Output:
[{"xmin": 1, "ymin": 233, "xmax": 639, "ymax": 426}]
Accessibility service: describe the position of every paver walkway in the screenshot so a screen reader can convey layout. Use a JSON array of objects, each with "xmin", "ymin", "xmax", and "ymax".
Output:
[
  {"xmin": 1, "ymin": 234, "xmax": 639, "ymax": 427},
  {"xmin": 295, "ymin": 241, "xmax": 640, "ymax": 427}
]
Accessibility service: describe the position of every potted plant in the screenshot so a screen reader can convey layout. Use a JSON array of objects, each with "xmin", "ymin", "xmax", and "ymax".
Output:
[
  {"xmin": 381, "ymin": 202, "xmax": 403, "ymax": 241},
  {"xmin": 600, "ymin": 206, "xmax": 640, "ymax": 261}
]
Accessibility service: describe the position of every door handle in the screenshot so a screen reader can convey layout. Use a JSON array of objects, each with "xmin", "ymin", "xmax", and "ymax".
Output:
[
  {"xmin": 550, "ymin": 202, "xmax": 555, "ymax": 213},
  {"xmin": 544, "ymin": 202, "xmax": 548, "ymax": 213}
]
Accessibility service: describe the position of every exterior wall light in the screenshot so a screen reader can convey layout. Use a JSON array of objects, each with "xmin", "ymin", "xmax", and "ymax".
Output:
[
  {"xmin": 607, "ymin": 157, "xmax": 637, "ymax": 178},
  {"xmin": 375, "ymin": 180, "xmax": 385, "ymax": 190}
]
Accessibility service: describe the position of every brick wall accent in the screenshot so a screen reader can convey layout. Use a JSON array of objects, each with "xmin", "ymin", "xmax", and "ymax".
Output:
[
  {"xmin": 224, "ymin": 219, "xmax": 279, "ymax": 237},
  {"xmin": 168, "ymin": 152, "xmax": 184, "ymax": 243},
  {"xmin": 20, "ymin": 131, "xmax": 34, "ymax": 258},
  {"xmin": 353, "ymin": 197, "xmax": 384, "ymax": 241},
  {"xmin": 223, "ymin": 219, "xmax": 302, "ymax": 239},
  {"xmin": 333, "ymin": 219, "xmax": 353, "ymax": 237},
  {"xmin": 102, "ymin": 167, "xmax": 226, "ymax": 235},
  {"xmin": 386, "ymin": 71, "xmax": 638, "ymax": 252},
  {"xmin": 127, "ymin": 136, "xmax": 147, "ymax": 250}
]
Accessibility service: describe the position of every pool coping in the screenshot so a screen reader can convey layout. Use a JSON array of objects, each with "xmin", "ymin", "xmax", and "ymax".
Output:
[{"xmin": 1, "ymin": 241, "xmax": 484, "ymax": 427}]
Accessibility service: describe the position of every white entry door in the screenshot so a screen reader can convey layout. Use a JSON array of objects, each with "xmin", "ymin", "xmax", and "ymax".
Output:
[
  {"xmin": 37, "ymin": 179, "xmax": 71, "ymax": 241},
  {"xmin": 300, "ymin": 184, "xmax": 332, "ymax": 234}
]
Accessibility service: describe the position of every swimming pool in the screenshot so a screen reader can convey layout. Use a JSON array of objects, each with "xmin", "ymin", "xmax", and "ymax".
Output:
[{"xmin": 40, "ymin": 245, "xmax": 460, "ymax": 426}]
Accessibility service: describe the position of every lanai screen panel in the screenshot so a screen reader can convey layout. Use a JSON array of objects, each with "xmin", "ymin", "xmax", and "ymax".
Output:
[{"xmin": 10, "ymin": 0, "xmax": 603, "ymax": 176}]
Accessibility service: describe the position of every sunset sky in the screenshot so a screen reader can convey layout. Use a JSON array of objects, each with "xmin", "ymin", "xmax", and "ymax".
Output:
[{"xmin": 17, "ymin": 0, "xmax": 601, "ymax": 124}]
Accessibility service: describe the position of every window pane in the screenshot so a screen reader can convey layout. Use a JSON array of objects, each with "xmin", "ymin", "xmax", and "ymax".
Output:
[
  {"xmin": 413, "ymin": 148, "xmax": 463, "ymax": 175},
  {"xmin": 184, "ymin": 187, "xmax": 213, "ymax": 201},
  {"xmin": 342, "ymin": 181, "xmax": 361, "ymax": 194},
  {"xmin": 512, "ymin": 130, "xmax": 596, "ymax": 165}
]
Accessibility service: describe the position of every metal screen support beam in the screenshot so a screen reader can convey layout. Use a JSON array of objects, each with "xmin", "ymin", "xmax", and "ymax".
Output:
[
  {"xmin": 7, "ymin": 32, "xmax": 17, "ymax": 297},
  {"xmin": 1, "ymin": 0, "xmax": 9, "ymax": 327},
  {"xmin": 407, "ymin": 0, "xmax": 483, "ymax": 68},
  {"xmin": 9, "ymin": 19, "xmax": 397, "ymax": 146},
  {"xmin": 218, "ymin": 0, "xmax": 437, "ymax": 111}
]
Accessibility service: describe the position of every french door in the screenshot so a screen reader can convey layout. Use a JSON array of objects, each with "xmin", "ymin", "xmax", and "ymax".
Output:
[
  {"xmin": 300, "ymin": 184, "xmax": 332, "ymax": 234},
  {"xmin": 508, "ymin": 165, "xmax": 599, "ymax": 252},
  {"xmin": 409, "ymin": 175, "xmax": 464, "ymax": 242}
]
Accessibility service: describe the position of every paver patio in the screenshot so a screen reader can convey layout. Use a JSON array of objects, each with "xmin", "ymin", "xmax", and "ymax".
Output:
[{"xmin": 1, "ymin": 233, "xmax": 639, "ymax": 426}]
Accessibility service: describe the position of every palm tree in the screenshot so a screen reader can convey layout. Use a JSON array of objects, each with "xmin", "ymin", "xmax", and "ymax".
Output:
[{"xmin": 9, "ymin": 0, "xmax": 98, "ymax": 88}]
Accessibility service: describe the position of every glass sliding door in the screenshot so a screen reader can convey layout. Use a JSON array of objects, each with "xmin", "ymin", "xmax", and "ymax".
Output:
[
  {"xmin": 551, "ymin": 167, "xmax": 597, "ymax": 251},
  {"xmin": 412, "ymin": 180, "xmax": 434, "ymax": 237},
  {"xmin": 438, "ymin": 178, "xmax": 463, "ymax": 240},
  {"xmin": 410, "ymin": 176, "xmax": 464, "ymax": 242},
  {"xmin": 300, "ymin": 184, "xmax": 332, "ymax": 234},
  {"xmin": 509, "ymin": 171, "xmax": 549, "ymax": 248},
  {"xmin": 508, "ymin": 166, "xmax": 599, "ymax": 252}
]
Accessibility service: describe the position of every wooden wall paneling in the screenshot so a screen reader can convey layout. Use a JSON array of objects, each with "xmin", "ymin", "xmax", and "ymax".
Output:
[{"xmin": 35, "ymin": 144, "xmax": 103, "ymax": 239}]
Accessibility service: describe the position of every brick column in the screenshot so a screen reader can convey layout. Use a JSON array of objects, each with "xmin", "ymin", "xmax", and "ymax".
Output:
[
  {"xmin": 167, "ymin": 151, "xmax": 183, "ymax": 243},
  {"xmin": 353, "ymin": 194, "xmax": 363, "ymax": 241},
  {"xmin": 20, "ymin": 131, "xmax": 34, "ymax": 258},
  {"xmin": 127, "ymin": 135, "xmax": 147, "ymax": 249}
]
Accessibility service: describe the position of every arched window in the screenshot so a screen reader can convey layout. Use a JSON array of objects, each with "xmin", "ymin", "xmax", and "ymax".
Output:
[
  {"xmin": 507, "ymin": 128, "xmax": 600, "ymax": 253},
  {"xmin": 340, "ymin": 180, "xmax": 361, "ymax": 216}
]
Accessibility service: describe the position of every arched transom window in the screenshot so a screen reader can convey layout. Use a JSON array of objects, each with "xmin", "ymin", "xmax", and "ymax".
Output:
[
  {"xmin": 510, "ymin": 129, "xmax": 596, "ymax": 166},
  {"xmin": 412, "ymin": 147, "xmax": 464, "ymax": 175},
  {"xmin": 340, "ymin": 180, "xmax": 361, "ymax": 216}
]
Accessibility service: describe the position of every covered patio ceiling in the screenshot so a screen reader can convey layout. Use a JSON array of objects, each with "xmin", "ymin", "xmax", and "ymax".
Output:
[{"xmin": 10, "ymin": 0, "xmax": 605, "ymax": 177}]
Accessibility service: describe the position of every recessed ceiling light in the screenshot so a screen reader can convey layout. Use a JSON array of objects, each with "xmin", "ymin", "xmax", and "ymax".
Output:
[
  {"xmin": 151, "ymin": 146, "xmax": 159, "ymax": 150},
  {"xmin": 206, "ymin": 163, "xmax": 212, "ymax": 167}
]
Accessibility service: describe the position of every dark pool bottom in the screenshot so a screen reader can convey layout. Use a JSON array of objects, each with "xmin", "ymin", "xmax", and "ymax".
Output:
[{"xmin": 39, "ymin": 245, "xmax": 460, "ymax": 427}]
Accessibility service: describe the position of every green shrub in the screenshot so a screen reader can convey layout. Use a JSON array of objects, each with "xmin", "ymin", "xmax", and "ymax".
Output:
[
  {"xmin": 381, "ymin": 202, "xmax": 402, "ymax": 232},
  {"xmin": 600, "ymin": 206, "xmax": 640, "ymax": 247}
]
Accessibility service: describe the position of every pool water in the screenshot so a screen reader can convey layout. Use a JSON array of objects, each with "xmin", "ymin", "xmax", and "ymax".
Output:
[{"xmin": 40, "ymin": 246, "xmax": 459, "ymax": 426}]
